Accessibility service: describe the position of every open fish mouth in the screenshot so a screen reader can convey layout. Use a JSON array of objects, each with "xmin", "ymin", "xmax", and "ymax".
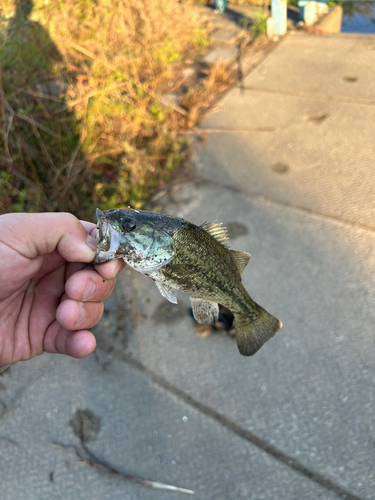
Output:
[{"xmin": 94, "ymin": 208, "xmax": 121, "ymax": 264}]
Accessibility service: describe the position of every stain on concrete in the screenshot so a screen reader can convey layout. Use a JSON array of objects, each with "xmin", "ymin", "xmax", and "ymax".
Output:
[
  {"xmin": 308, "ymin": 112, "xmax": 328, "ymax": 123},
  {"xmin": 225, "ymin": 222, "xmax": 249, "ymax": 239},
  {"xmin": 69, "ymin": 409, "xmax": 101, "ymax": 444},
  {"xmin": 272, "ymin": 162, "xmax": 289, "ymax": 174},
  {"xmin": 153, "ymin": 300, "xmax": 188, "ymax": 324}
]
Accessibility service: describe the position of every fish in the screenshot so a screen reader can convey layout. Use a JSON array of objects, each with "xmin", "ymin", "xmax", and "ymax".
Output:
[{"xmin": 94, "ymin": 208, "xmax": 282, "ymax": 356}]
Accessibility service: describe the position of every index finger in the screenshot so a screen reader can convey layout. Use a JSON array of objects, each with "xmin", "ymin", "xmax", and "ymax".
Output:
[{"xmin": 0, "ymin": 213, "xmax": 96, "ymax": 263}]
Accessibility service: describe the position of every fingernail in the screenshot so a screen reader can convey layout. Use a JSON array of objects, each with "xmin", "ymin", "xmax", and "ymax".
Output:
[
  {"xmin": 77, "ymin": 303, "xmax": 86, "ymax": 325},
  {"xmin": 82, "ymin": 280, "xmax": 97, "ymax": 301},
  {"xmin": 86, "ymin": 234, "xmax": 97, "ymax": 252}
]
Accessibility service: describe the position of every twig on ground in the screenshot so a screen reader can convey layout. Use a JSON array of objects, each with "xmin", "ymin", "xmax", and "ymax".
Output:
[
  {"xmin": 159, "ymin": 95, "xmax": 188, "ymax": 117},
  {"xmin": 0, "ymin": 437, "xmax": 19, "ymax": 447},
  {"xmin": 50, "ymin": 443, "xmax": 195, "ymax": 495},
  {"xmin": 0, "ymin": 368, "xmax": 47, "ymax": 420},
  {"xmin": 167, "ymin": 77, "xmax": 186, "ymax": 94}
]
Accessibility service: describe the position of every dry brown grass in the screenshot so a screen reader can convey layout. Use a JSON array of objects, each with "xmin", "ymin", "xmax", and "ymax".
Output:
[
  {"xmin": 180, "ymin": 62, "xmax": 234, "ymax": 127},
  {"xmin": 0, "ymin": 0, "xmax": 209, "ymax": 218}
]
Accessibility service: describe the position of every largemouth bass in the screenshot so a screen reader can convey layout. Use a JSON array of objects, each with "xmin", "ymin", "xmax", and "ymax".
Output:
[{"xmin": 94, "ymin": 208, "xmax": 282, "ymax": 356}]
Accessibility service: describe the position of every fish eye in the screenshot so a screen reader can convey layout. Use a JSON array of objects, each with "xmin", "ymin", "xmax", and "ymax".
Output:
[{"xmin": 121, "ymin": 218, "xmax": 136, "ymax": 232}]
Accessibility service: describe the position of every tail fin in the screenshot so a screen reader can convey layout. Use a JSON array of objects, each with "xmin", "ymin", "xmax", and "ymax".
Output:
[{"xmin": 235, "ymin": 303, "xmax": 282, "ymax": 356}]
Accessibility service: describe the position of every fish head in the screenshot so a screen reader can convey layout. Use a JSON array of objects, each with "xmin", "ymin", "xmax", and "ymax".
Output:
[{"xmin": 94, "ymin": 208, "xmax": 175, "ymax": 272}]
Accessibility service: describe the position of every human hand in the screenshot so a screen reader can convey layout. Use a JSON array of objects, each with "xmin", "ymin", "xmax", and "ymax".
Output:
[{"xmin": 0, "ymin": 212, "xmax": 124, "ymax": 365}]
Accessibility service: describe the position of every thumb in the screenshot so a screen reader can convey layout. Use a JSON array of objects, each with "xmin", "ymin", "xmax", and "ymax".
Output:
[{"xmin": 0, "ymin": 212, "xmax": 97, "ymax": 263}]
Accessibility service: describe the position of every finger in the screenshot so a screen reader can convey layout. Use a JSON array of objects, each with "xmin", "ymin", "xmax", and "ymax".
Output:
[
  {"xmin": 94, "ymin": 259, "xmax": 125, "ymax": 280},
  {"xmin": 65, "ymin": 262, "xmax": 88, "ymax": 282},
  {"xmin": 56, "ymin": 299, "xmax": 104, "ymax": 330},
  {"xmin": 81, "ymin": 221, "xmax": 96, "ymax": 234},
  {"xmin": 65, "ymin": 269, "xmax": 116, "ymax": 302},
  {"xmin": 88, "ymin": 224, "xmax": 125, "ymax": 279},
  {"xmin": 0, "ymin": 213, "xmax": 97, "ymax": 262},
  {"xmin": 44, "ymin": 322, "xmax": 96, "ymax": 358}
]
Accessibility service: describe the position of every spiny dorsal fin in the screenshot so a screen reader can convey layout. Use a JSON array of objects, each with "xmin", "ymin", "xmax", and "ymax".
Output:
[
  {"xmin": 230, "ymin": 250, "xmax": 251, "ymax": 275},
  {"xmin": 200, "ymin": 220, "xmax": 229, "ymax": 247}
]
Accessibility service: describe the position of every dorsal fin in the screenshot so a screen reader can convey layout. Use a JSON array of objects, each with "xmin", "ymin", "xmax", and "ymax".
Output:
[
  {"xmin": 200, "ymin": 220, "xmax": 229, "ymax": 247},
  {"xmin": 230, "ymin": 250, "xmax": 250, "ymax": 274}
]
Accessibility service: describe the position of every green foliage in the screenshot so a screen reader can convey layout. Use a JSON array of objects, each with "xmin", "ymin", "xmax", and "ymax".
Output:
[
  {"xmin": 0, "ymin": 0, "xmax": 205, "ymax": 219},
  {"xmin": 241, "ymin": 11, "xmax": 268, "ymax": 37},
  {"xmin": 193, "ymin": 27, "xmax": 210, "ymax": 47}
]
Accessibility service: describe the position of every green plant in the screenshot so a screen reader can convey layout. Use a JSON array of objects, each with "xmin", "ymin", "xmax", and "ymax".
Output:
[
  {"xmin": 0, "ymin": 0, "xmax": 208, "ymax": 219},
  {"xmin": 241, "ymin": 10, "xmax": 268, "ymax": 37}
]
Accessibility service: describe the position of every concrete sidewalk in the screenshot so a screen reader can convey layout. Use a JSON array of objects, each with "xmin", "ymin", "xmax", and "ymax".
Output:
[{"xmin": 1, "ymin": 33, "xmax": 375, "ymax": 500}]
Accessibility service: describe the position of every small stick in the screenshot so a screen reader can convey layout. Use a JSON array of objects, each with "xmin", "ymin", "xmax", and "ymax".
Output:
[
  {"xmin": 0, "ymin": 368, "xmax": 47, "ymax": 419},
  {"xmin": 50, "ymin": 443, "xmax": 195, "ymax": 495},
  {"xmin": 56, "ymin": 82, "xmax": 128, "ymax": 112},
  {"xmin": 23, "ymin": 89, "xmax": 64, "ymax": 103},
  {"xmin": 29, "ymin": 89, "xmax": 53, "ymax": 120},
  {"xmin": 0, "ymin": 408, "xmax": 20, "ymax": 419},
  {"xmin": 159, "ymin": 95, "xmax": 188, "ymax": 117},
  {"xmin": 63, "ymin": 38, "xmax": 116, "ymax": 72},
  {"xmin": 0, "ymin": 437, "xmax": 19, "ymax": 447},
  {"xmin": 29, "ymin": 118, "xmax": 60, "ymax": 177},
  {"xmin": 14, "ymin": 112, "xmax": 60, "ymax": 138}
]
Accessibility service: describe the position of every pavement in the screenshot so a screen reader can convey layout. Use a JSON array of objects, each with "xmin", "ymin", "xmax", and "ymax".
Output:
[{"xmin": 2, "ymin": 31, "xmax": 375, "ymax": 500}]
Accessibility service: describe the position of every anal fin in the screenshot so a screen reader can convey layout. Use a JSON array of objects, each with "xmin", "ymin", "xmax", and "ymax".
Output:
[
  {"xmin": 191, "ymin": 298, "xmax": 219, "ymax": 325},
  {"xmin": 155, "ymin": 281, "xmax": 178, "ymax": 304}
]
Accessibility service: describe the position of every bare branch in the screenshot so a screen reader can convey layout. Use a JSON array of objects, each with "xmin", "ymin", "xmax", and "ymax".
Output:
[
  {"xmin": 50, "ymin": 443, "xmax": 195, "ymax": 495},
  {"xmin": 14, "ymin": 113, "xmax": 60, "ymax": 139}
]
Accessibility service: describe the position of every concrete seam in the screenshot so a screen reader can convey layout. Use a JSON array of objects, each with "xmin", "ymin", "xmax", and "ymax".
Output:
[
  {"xmin": 238, "ymin": 86, "xmax": 375, "ymax": 106},
  {"xmin": 197, "ymin": 178, "xmax": 375, "ymax": 233},
  {"xmin": 124, "ymin": 355, "xmax": 364, "ymax": 500}
]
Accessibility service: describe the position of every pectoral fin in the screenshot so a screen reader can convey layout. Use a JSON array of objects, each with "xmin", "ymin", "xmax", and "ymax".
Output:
[
  {"xmin": 155, "ymin": 281, "xmax": 178, "ymax": 304},
  {"xmin": 190, "ymin": 298, "xmax": 219, "ymax": 325}
]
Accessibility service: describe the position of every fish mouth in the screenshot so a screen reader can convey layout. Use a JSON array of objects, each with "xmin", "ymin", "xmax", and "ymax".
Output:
[{"xmin": 94, "ymin": 208, "xmax": 121, "ymax": 264}]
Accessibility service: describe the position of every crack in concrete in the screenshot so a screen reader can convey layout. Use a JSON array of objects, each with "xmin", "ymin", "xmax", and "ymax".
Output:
[
  {"xmin": 124, "ymin": 354, "xmax": 364, "ymax": 500},
  {"xmin": 197, "ymin": 178, "xmax": 375, "ymax": 233},
  {"xmin": 238, "ymin": 85, "xmax": 375, "ymax": 106}
]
